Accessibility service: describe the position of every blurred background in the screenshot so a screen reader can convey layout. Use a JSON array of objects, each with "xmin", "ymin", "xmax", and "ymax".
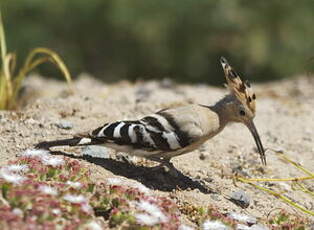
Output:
[{"xmin": 1, "ymin": 0, "xmax": 314, "ymax": 85}]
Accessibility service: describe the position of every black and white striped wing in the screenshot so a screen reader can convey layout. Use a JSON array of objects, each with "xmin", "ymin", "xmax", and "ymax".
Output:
[{"xmin": 90, "ymin": 112, "xmax": 192, "ymax": 154}]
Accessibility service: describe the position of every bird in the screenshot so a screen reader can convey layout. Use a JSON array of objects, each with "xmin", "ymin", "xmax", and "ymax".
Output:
[{"xmin": 35, "ymin": 57, "xmax": 266, "ymax": 168}]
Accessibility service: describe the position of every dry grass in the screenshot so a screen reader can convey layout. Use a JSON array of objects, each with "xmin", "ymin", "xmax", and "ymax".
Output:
[
  {"xmin": 0, "ymin": 10, "xmax": 71, "ymax": 110},
  {"xmin": 236, "ymin": 150, "xmax": 314, "ymax": 217}
]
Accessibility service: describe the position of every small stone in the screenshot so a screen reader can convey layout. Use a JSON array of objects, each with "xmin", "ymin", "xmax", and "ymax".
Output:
[
  {"xmin": 229, "ymin": 190, "xmax": 250, "ymax": 208},
  {"xmin": 82, "ymin": 146, "xmax": 109, "ymax": 158},
  {"xmin": 199, "ymin": 152, "xmax": 209, "ymax": 160},
  {"xmin": 55, "ymin": 120, "xmax": 73, "ymax": 130},
  {"xmin": 204, "ymin": 177, "xmax": 214, "ymax": 183},
  {"xmin": 159, "ymin": 78, "xmax": 174, "ymax": 88},
  {"xmin": 210, "ymin": 194, "xmax": 220, "ymax": 201},
  {"xmin": 135, "ymin": 87, "xmax": 151, "ymax": 103},
  {"xmin": 116, "ymin": 152, "xmax": 136, "ymax": 164},
  {"xmin": 228, "ymin": 212, "xmax": 256, "ymax": 225},
  {"xmin": 308, "ymin": 223, "xmax": 314, "ymax": 230}
]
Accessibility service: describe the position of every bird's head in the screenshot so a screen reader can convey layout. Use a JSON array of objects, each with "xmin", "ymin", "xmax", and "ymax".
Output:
[{"xmin": 219, "ymin": 57, "xmax": 266, "ymax": 165}]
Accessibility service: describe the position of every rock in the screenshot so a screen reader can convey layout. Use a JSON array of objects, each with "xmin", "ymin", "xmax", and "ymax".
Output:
[
  {"xmin": 116, "ymin": 152, "xmax": 136, "ymax": 164},
  {"xmin": 228, "ymin": 212, "xmax": 256, "ymax": 225},
  {"xmin": 210, "ymin": 194, "xmax": 220, "ymax": 201},
  {"xmin": 159, "ymin": 78, "xmax": 174, "ymax": 88},
  {"xmin": 55, "ymin": 120, "xmax": 73, "ymax": 130},
  {"xmin": 229, "ymin": 190, "xmax": 250, "ymax": 208},
  {"xmin": 309, "ymin": 223, "xmax": 314, "ymax": 230},
  {"xmin": 135, "ymin": 86, "xmax": 151, "ymax": 103},
  {"xmin": 82, "ymin": 146, "xmax": 110, "ymax": 158},
  {"xmin": 204, "ymin": 177, "xmax": 214, "ymax": 183},
  {"xmin": 203, "ymin": 220, "xmax": 230, "ymax": 230},
  {"xmin": 199, "ymin": 152, "xmax": 209, "ymax": 160}
]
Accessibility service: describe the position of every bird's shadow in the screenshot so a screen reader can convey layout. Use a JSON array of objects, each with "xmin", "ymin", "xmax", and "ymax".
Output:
[{"xmin": 50, "ymin": 150, "xmax": 214, "ymax": 194}]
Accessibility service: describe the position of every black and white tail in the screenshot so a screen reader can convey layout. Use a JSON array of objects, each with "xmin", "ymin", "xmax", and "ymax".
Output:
[{"xmin": 35, "ymin": 136, "xmax": 103, "ymax": 149}]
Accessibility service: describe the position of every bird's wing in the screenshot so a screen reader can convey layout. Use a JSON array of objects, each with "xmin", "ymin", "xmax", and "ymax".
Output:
[{"xmin": 89, "ymin": 107, "xmax": 205, "ymax": 152}]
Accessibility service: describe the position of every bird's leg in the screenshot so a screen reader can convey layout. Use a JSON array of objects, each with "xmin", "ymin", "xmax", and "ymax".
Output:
[{"xmin": 147, "ymin": 157, "xmax": 179, "ymax": 177}]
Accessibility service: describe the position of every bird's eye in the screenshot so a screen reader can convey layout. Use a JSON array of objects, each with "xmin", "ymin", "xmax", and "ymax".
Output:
[{"xmin": 239, "ymin": 110, "xmax": 246, "ymax": 116}]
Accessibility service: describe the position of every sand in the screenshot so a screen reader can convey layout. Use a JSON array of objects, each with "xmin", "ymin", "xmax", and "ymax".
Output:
[{"xmin": 0, "ymin": 74, "xmax": 313, "ymax": 225}]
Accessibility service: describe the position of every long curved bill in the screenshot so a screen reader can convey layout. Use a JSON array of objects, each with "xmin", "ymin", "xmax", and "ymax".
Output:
[{"xmin": 246, "ymin": 120, "xmax": 266, "ymax": 165}]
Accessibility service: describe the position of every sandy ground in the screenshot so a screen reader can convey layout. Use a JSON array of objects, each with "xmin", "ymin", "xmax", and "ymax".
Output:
[{"xmin": 0, "ymin": 74, "xmax": 313, "ymax": 225}]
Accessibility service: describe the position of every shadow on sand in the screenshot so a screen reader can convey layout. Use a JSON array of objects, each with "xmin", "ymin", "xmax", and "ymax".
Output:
[{"xmin": 50, "ymin": 150, "xmax": 214, "ymax": 194}]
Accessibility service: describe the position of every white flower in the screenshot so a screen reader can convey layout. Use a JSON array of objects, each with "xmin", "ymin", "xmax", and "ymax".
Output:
[
  {"xmin": 20, "ymin": 149, "xmax": 49, "ymax": 158},
  {"xmin": 106, "ymin": 178, "xmax": 122, "ymax": 185},
  {"xmin": 12, "ymin": 208, "xmax": 23, "ymax": 217},
  {"xmin": 52, "ymin": 209, "xmax": 61, "ymax": 215},
  {"xmin": 135, "ymin": 200, "xmax": 168, "ymax": 226},
  {"xmin": 236, "ymin": 224, "xmax": 250, "ymax": 230},
  {"xmin": 5, "ymin": 164, "xmax": 29, "ymax": 173},
  {"xmin": 203, "ymin": 220, "xmax": 230, "ymax": 230},
  {"xmin": 39, "ymin": 185, "xmax": 58, "ymax": 196},
  {"xmin": 132, "ymin": 182, "xmax": 150, "ymax": 194},
  {"xmin": 228, "ymin": 212, "xmax": 256, "ymax": 224},
  {"xmin": 0, "ymin": 168, "xmax": 26, "ymax": 185},
  {"xmin": 84, "ymin": 221, "xmax": 103, "ymax": 230},
  {"xmin": 135, "ymin": 213, "xmax": 159, "ymax": 226},
  {"xmin": 63, "ymin": 194, "xmax": 87, "ymax": 204},
  {"xmin": 66, "ymin": 181, "xmax": 82, "ymax": 189},
  {"xmin": 106, "ymin": 177, "xmax": 150, "ymax": 193},
  {"xmin": 81, "ymin": 203, "xmax": 92, "ymax": 213},
  {"xmin": 137, "ymin": 201, "xmax": 168, "ymax": 223},
  {"xmin": 41, "ymin": 155, "xmax": 64, "ymax": 167},
  {"xmin": 179, "ymin": 225, "xmax": 195, "ymax": 230}
]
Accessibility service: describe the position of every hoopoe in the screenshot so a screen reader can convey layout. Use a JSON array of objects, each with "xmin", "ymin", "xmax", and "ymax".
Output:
[{"xmin": 35, "ymin": 57, "xmax": 266, "ymax": 167}]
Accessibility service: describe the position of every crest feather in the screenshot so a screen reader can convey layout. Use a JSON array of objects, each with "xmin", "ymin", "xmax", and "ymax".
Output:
[{"xmin": 220, "ymin": 57, "xmax": 256, "ymax": 114}]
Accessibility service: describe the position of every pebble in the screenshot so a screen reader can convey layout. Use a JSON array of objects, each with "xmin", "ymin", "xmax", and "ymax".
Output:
[
  {"xmin": 229, "ymin": 190, "xmax": 250, "ymax": 208},
  {"xmin": 159, "ymin": 78, "xmax": 174, "ymax": 88},
  {"xmin": 55, "ymin": 120, "xmax": 73, "ymax": 129},
  {"xmin": 199, "ymin": 152, "xmax": 209, "ymax": 160},
  {"xmin": 210, "ymin": 194, "xmax": 220, "ymax": 201},
  {"xmin": 82, "ymin": 146, "xmax": 110, "ymax": 158},
  {"xmin": 116, "ymin": 152, "xmax": 138, "ymax": 165}
]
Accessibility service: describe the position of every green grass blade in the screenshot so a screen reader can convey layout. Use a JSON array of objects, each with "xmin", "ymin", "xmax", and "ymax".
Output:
[
  {"xmin": 3, "ymin": 54, "xmax": 15, "ymax": 99},
  {"xmin": 0, "ymin": 10, "xmax": 7, "ymax": 65},
  {"xmin": 0, "ymin": 10, "xmax": 8, "ymax": 110},
  {"xmin": 11, "ymin": 48, "xmax": 72, "ymax": 109},
  {"xmin": 22, "ymin": 47, "xmax": 72, "ymax": 84},
  {"xmin": 0, "ymin": 73, "xmax": 7, "ymax": 109}
]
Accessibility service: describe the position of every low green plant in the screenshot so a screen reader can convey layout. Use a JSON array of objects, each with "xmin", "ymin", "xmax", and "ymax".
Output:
[{"xmin": 0, "ymin": 10, "xmax": 71, "ymax": 110}]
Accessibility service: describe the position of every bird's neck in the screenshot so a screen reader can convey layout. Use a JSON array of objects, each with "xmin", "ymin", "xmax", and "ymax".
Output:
[{"xmin": 209, "ymin": 95, "xmax": 235, "ymax": 128}]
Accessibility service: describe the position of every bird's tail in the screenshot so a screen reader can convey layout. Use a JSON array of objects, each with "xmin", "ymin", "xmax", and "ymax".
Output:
[{"xmin": 35, "ymin": 136, "xmax": 103, "ymax": 149}]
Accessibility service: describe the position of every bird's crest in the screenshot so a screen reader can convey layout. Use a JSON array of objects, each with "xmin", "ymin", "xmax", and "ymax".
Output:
[{"xmin": 220, "ymin": 57, "xmax": 256, "ymax": 114}]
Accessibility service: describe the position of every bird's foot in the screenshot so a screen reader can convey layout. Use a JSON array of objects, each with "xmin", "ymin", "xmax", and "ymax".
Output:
[{"xmin": 150, "ymin": 159, "xmax": 180, "ymax": 178}]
